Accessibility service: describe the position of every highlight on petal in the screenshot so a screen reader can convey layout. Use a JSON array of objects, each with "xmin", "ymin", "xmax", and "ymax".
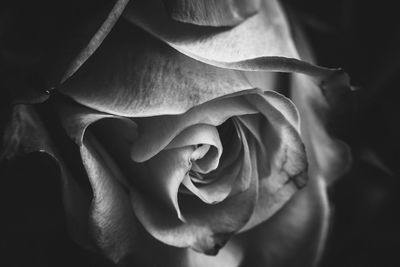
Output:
[
  {"xmin": 80, "ymin": 133, "xmax": 142, "ymax": 262},
  {"xmin": 162, "ymin": 0, "xmax": 261, "ymax": 27},
  {"xmin": 58, "ymin": 21, "xmax": 251, "ymax": 117}
]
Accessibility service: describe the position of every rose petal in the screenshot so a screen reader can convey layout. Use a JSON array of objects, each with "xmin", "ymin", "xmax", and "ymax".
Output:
[
  {"xmin": 240, "ymin": 175, "xmax": 329, "ymax": 267},
  {"xmin": 213, "ymin": 120, "xmax": 243, "ymax": 172},
  {"xmin": 236, "ymin": 114, "xmax": 269, "ymax": 176},
  {"xmin": 58, "ymin": 21, "xmax": 251, "ymax": 117},
  {"xmin": 235, "ymin": 17, "xmax": 351, "ymax": 266},
  {"xmin": 138, "ymin": 145, "xmax": 195, "ymax": 220},
  {"xmin": 287, "ymin": 17, "xmax": 351, "ymax": 184},
  {"xmin": 183, "ymin": 231, "xmax": 245, "ymax": 267},
  {"xmin": 60, "ymin": 102, "xmax": 191, "ymax": 221},
  {"xmin": 165, "ymin": 124, "xmax": 222, "ymax": 173},
  {"xmin": 182, "ymin": 119, "xmax": 252, "ymax": 203},
  {"xmin": 162, "ymin": 0, "xmax": 261, "ymax": 27},
  {"xmin": 124, "ymin": 0, "xmax": 297, "ymax": 64},
  {"xmin": 80, "ymin": 133, "xmax": 140, "ymax": 262},
  {"xmin": 54, "ymin": 101, "xmax": 191, "ymax": 263},
  {"xmin": 240, "ymin": 92, "xmax": 308, "ymax": 231},
  {"xmin": 131, "ymin": 91, "xmax": 258, "ymax": 162},
  {"xmin": 123, "ymin": 0, "xmax": 343, "ymax": 81},
  {"xmin": 125, "ymin": 0, "xmax": 354, "ymax": 105},
  {"xmin": 56, "ymin": 101, "xmax": 118, "ymax": 145}
]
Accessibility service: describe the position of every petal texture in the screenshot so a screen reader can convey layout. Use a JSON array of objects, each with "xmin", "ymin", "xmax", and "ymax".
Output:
[
  {"xmin": 58, "ymin": 21, "xmax": 251, "ymax": 117},
  {"xmin": 124, "ymin": 0, "xmax": 297, "ymax": 63},
  {"xmin": 123, "ymin": 0, "xmax": 343, "ymax": 81},
  {"xmin": 162, "ymin": 0, "xmax": 261, "ymax": 26}
]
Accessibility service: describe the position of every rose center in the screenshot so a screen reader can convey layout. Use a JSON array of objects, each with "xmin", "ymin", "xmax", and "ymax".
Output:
[{"xmin": 181, "ymin": 118, "xmax": 242, "ymax": 193}]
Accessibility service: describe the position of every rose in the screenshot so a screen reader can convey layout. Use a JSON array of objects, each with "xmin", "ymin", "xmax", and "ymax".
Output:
[
  {"xmin": 59, "ymin": 87, "xmax": 307, "ymax": 257},
  {"xmin": 0, "ymin": 0, "xmax": 351, "ymax": 266}
]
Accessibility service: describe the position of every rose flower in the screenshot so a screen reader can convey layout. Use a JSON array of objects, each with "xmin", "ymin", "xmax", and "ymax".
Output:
[{"xmin": 0, "ymin": 0, "xmax": 351, "ymax": 266}]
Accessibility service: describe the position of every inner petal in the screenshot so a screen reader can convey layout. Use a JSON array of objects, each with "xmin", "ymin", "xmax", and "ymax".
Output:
[
  {"xmin": 165, "ymin": 123, "xmax": 223, "ymax": 174},
  {"xmin": 236, "ymin": 114, "xmax": 272, "ymax": 178},
  {"xmin": 180, "ymin": 118, "xmax": 253, "ymax": 205}
]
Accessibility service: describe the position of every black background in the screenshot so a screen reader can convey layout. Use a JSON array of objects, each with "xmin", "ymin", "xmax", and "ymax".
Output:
[{"xmin": 286, "ymin": 1, "xmax": 400, "ymax": 266}]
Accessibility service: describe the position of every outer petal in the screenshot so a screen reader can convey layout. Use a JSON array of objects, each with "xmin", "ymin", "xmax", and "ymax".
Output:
[
  {"xmin": 288, "ymin": 18, "xmax": 352, "ymax": 185},
  {"xmin": 123, "ymin": 0, "xmax": 297, "ymax": 64},
  {"xmin": 80, "ymin": 133, "xmax": 144, "ymax": 262},
  {"xmin": 123, "ymin": 0, "xmax": 344, "ymax": 81},
  {"xmin": 58, "ymin": 21, "xmax": 251, "ymax": 117},
  {"xmin": 236, "ymin": 15, "xmax": 352, "ymax": 267}
]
